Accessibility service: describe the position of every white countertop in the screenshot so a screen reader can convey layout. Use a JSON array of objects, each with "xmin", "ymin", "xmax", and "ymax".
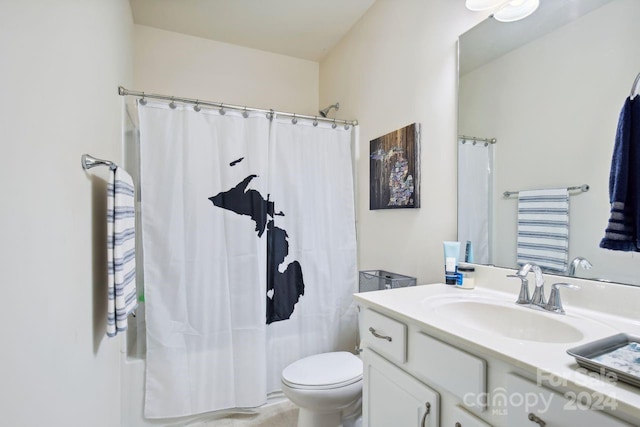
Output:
[{"xmin": 354, "ymin": 279, "xmax": 640, "ymax": 421}]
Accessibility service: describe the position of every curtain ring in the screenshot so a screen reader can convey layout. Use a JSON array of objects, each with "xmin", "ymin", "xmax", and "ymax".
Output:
[
  {"xmin": 331, "ymin": 119, "xmax": 337, "ymax": 129},
  {"xmin": 313, "ymin": 116, "xmax": 318, "ymax": 127},
  {"xmin": 266, "ymin": 109, "xmax": 274, "ymax": 120},
  {"xmin": 194, "ymin": 100, "xmax": 201, "ymax": 112},
  {"xmin": 139, "ymin": 92, "xmax": 147, "ymax": 106},
  {"xmin": 242, "ymin": 107, "xmax": 249, "ymax": 118},
  {"xmin": 169, "ymin": 97, "xmax": 177, "ymax": 109},
  {"xmin": 292, "ymin": 114, "xmax": 298, "ymax": 125},
  {"xmin": 344, "ymin": 123, "xmax": 350, "ymax": 130},
  {"xmin": 219, "ymin": 104, "xmax": 226, "ymax": 115}
]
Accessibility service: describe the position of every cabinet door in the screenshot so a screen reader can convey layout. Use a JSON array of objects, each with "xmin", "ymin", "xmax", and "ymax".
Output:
[
  {"xmin": 506, "ymin": 374, "xmax": 632, "ymax": 427},
  {"xmin": 363, "ymin": 348, "xmax": 439, "ymax": 427}
]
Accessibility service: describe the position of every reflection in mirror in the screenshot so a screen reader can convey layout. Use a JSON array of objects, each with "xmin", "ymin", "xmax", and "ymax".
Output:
[{"xmin": 458, "ymin": 0, "xmax": 640, "ymax": 286}]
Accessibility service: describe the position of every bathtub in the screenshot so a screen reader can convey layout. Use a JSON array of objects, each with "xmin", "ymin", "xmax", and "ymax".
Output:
[{"xmin": 120, "ymin": 303, "xmax": 295, "ymax": 427}]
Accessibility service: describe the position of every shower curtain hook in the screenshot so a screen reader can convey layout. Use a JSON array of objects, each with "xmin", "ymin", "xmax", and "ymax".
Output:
[
  {"xmin": 266, "ymin": 109, "xmax": 274, "ymax": 121},
  {"xmin": 169, "ymin": 97, "xmax": 177, "ymax": 109},
  {"xmin": 139, "ymin": 92, "xmax": 147, "ymax": 106},
  {"xmin": 344, "ymin": 123, "xmax": 350, "ymax": 130},
  {"xmin": 292, "ymin": 114, "xmax": 298, "ymax": 125},
  {"xmin": 194, "ymin": 100, "xmax": 201, "ymax": 112},
  {"xmin": 331, "ymin": 119, "xmax": 337, "ymax": 129},
  {"xmin": 219, "ymin": 103, "xmax": 226, "ymax": 115},
  {"xmin": 242, "ymin": 107, "xmax": 249, "ymax": 118},
  {"xmin": 313, "ymin": 116, "xmax": 318, "ymax": 127}
]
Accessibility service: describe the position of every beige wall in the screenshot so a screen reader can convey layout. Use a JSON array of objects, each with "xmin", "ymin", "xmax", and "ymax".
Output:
[
  {"xmin": 320, "ymin": 0, "xmax": 487, "ymax": 284},
  {"xmin": 0, "ymin": 1, "xmax": 133, "ymax": 425},
  {"xmin": 133, "ymin": 25, "xmax": 319, "ymax": 115}
]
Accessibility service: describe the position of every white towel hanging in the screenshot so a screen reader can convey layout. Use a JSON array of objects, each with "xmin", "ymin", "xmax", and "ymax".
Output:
[{"xmin": 106, "ymin": 166, "xmax": 137, "ymax": 337}]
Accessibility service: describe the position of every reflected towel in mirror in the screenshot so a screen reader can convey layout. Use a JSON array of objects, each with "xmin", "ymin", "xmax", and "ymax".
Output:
[{"xmin": 517, "ymin": 188, "xmax": 569, "ymax": 273}]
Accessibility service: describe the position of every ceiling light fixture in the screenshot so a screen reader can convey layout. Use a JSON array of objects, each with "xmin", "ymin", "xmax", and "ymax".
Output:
[
  {"xmin": 465, "ymin": 0, "xmax": 539, "ymax": 22},
  {"xmin": 493, "ymin": 0, "xmax": 539, "ymax": 22},
  {"xmin": 465, "ymin": 0, "xmax": 505, "ymax": 12}
]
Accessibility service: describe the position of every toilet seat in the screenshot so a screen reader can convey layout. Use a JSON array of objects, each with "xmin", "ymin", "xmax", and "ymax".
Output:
[{"xmin": 282, "ymin": 351, "xmax": 363, "ymax": 390}]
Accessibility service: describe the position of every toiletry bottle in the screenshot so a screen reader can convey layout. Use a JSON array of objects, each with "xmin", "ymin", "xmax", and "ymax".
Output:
[
  {"xmin": 465, "ymin": 240, "xmax": 474, "ymax": 263},
  {"xmin": 443, "ymin": 241, "xmax": 461, "ymax": 285},
  {"xmin": 445, "ymin": 257, "xmax": 458, "ymax": 285},
  {"xmin": 457, "ymin": 264, "xmax": 476, "ymax": 289}
]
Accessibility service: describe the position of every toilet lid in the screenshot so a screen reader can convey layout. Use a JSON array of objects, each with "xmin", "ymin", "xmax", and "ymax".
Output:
[{"xmin": 282, "ymin": 352, "xmax": 363, "ymax": 390}]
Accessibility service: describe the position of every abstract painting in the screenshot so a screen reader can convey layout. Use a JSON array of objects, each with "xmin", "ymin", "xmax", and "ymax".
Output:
[{"xmin": 370, "ymin": 123, "xmax": 420, "ymax": 210}]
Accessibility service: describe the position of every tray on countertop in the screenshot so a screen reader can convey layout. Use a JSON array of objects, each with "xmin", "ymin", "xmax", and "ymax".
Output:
[{"xmin": 567, "ymin": 333, "xmax": 640, "ymax": 388}]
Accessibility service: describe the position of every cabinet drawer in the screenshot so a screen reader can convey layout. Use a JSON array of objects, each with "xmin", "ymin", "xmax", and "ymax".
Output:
[
  {"xmin": 451, "ymin": 405, "xmax": 492, "ymax": 427},
  {"xmin": 506, "ymin": 374, "xmax": 632, "ymax": 426},
  {"xmin": 360, "ymin": 308, "xmax": 407, "ymax": 364},
  {"xmin": 410, "ymin": 332, "xmax": 486, "ymax": 411}
]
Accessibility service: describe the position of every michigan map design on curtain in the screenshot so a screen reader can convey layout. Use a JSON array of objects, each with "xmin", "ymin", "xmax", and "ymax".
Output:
[{"xmin": 209, "ymin": 168, "xmax": 305, "ymax": 324}]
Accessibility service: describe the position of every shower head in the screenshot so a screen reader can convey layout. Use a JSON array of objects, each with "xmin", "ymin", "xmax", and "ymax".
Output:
[{"xmin": 319, "ymin": 102, "xmax": 340, "ymax": 118}]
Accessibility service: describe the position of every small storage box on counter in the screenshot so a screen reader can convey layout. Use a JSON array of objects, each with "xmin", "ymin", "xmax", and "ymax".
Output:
[{"xmin": 358, "ymin": 270, "xmax": 417, "ymax": 292}]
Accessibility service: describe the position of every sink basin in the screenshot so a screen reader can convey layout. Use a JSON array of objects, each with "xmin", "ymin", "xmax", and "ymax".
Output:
[{"xmin": 429, "ymin": 297, "xmax": 584, "ymax": 343}]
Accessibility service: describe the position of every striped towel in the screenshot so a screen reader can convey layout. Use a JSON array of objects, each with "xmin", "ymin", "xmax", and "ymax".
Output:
[
  {"xmin": 517, "ymin": 188, "xmax": 569, "ymax": 274},
  {"xmin": 106, "ymin": 167, "xmax": 137, "ymax": 337}
]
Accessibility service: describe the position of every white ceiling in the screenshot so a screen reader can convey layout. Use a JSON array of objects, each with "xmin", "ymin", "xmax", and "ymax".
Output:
[{"xmin": 129, "ymin": 0, "xmax": 376, "ymax": 62}]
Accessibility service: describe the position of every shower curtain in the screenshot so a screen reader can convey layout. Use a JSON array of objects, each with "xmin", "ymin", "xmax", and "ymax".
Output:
[
  {"xmin": 457, "ymin": 139, "xmax": 492, "ymax": 264},
  {"xmin": 138, "ymin": 102, "xmax": 357, "ymax": 419}
]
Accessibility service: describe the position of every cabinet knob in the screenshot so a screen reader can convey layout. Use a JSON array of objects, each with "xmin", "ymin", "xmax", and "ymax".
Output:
[
  {"xmin": 528, "ymin": 413, "xmax": 547, "ymax": 426},
  {"xmin": 420, "ymin": 402, "xmax": 431, "ymax": 427},
  {"xmin": 369, "ymin": 327, "xmax": 392, "ymax": 342}
]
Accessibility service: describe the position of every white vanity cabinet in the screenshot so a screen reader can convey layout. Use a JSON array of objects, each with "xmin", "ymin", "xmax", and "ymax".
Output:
[
  {"xmin": 451, "ymin": 406, "xmax": 492, "ymax": 427},
  {"xmin": 506, "ymin": 374, "xmax": 632, "ymax": 427},
  {"xmin": 360, "ymin": 308, "xmax": 489, "ymax": 426},
  {"xmin": 363, "ymin": 349, "xmax": 440, "ymax": 427},
  {"xmin": 358, "ymin": 305, "xmax": 635, "ymax": 427}
]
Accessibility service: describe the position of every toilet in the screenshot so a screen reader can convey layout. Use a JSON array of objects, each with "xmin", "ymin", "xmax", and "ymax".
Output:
[{"xmin": 281, "ymin": 351, "xmax": 363, "ymax": 427}]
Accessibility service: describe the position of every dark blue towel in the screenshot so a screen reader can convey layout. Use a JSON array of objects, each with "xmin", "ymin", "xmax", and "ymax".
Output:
[{"xmin": 600, "ymin": 96, "xmax": 640, "ymax": 251}]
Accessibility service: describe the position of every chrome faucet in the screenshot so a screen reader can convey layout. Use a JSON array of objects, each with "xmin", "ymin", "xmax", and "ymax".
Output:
[
  {"xmin": 517, "ymin": 262, "xmax": 546, "ymax": 308},
  {"xmin": 507, "ymin": 263, "xmax": 580, "ymax": 314},
  {"xmin": 506, "ymin": 273, "xmax": 530, "ymax": 305},
  {"xmin": 568, "ymin": 257, "xmax": 592, "ymax": 276},
  {"xmin": 545, "ymin": 283, "xmax": 580, "ymax": 314}
]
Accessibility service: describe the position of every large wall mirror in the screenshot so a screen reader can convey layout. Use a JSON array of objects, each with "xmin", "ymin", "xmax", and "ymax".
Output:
[{"xmin": 458, "ymin": 0, "xmax": 640, "ymax": 286}]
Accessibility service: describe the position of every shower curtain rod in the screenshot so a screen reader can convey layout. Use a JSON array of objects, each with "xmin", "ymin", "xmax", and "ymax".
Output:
[
  {"xmin": 458, "ymin": 134, "xmax": 497, "ymax": 145},
  {"xmin": 118, "ymin": 86, "xmax": 358, "ymax": 127}
]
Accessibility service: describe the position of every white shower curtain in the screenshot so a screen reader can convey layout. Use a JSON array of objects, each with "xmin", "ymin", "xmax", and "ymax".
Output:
[
  {"xmin": 265, "ymin": 117, "xmax": 357, "ymax": 389},
  {"xmin": 457, "ymin": 140, "xmax": 492, "ymax": 264},
  {"xmin": 138, "ymin": 102, "xmax": 356, "ymax": 419}
]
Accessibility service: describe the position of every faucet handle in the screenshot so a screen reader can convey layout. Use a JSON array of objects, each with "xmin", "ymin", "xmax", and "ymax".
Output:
[
  {"xmin": 507, "ymin": 274, "xmax": 530, "ymax": 304},
  {"xmin": 544, "ymin": 283, "xmax": 580, "ymax": 314}
]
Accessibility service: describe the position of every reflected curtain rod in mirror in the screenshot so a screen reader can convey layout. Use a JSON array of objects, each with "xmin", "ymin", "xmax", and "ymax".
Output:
[{"xmin": 457, "ymin": 0, "xmax": 640, "ymax": 286}]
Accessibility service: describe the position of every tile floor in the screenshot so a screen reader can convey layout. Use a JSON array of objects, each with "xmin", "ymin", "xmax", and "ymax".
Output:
[{"xmin": 196, "ymin": 400, "xmax": 298, "ymax": 427}]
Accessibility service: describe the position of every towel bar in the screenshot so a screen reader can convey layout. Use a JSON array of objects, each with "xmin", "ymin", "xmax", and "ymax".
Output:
[
  {"xmin": 81, "ymin": 154, "xmax": 117, "ymax": 171},
  {"xmin": 631, "ymin": 72, "xmax": 640, "ymax": 99},
  {"xmin": 503, "ymin": 184, "xmax": 589, "ymax": 198}
]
